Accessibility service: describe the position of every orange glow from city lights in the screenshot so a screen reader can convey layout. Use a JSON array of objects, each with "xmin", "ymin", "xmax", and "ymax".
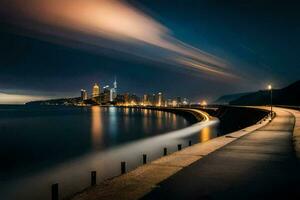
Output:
[
  {"xmin": 199, "ymin": 127, "xmax": 211, "ymax": 142},
  {"xmin": 200, "ymin": 100, "xmax": 207, "ymax": 106},
  {"xmin": 91, "ymin": 106, "xmax": 102, "ymax": 148}
]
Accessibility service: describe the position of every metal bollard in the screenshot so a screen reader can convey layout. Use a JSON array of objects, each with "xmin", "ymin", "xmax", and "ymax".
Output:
[
  {"xmin": 178, "ymin": 144, "xmax": 182, "ymax": 151},
  {"xmin": 91, "ymin": 171, "xmax": 96, "ymax": 186},
  {"xmin": 51, "ymin": 183, "xmax": 58, "ymax": 200},
  {"xmin": 143, "ymin": 154, "xmax": 147, "ymax": 164},
  {"xmin": 189, "ymin": 140, "xmax": 192, "ymax": 146},
  {"xmin": 163, "ymin": 147, "xmax": 167, "ymax": 156},
  {"xmin": 121, "ymin": 161, "xmax": 126, "ymax": 174}
]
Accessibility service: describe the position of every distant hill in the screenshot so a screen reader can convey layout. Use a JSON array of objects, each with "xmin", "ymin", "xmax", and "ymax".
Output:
[
  {"xmin": 229, "ymin": 80, "xmax": 300, "ymax": 106},
  {"xmin": 214, "ymin": 92, "xmax": 252, "ymax": 104},
  {"xmin": 26, "ymin": 97, "xmax": 82, "ymax": 106}
]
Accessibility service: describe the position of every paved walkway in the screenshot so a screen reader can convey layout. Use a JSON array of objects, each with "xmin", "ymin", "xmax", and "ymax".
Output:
[{"xmin": 142, "ymin": 108, "xmax": 300, "ymax": 200}]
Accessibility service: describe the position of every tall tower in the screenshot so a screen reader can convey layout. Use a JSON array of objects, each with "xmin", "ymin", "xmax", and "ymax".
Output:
[
  {"xmin": 110, "ymin": 77, "xmax": 117, "ymax": 101},
  {"xmin": 81, "ymin": 89, "xmax": 88, "ymax": 100},
  {"xmin": 114, "ymin": 77, "xmax": 117, "ymax": 90},
  {"xmin": 92, "ymin": 83, "xmax": 100, "ymax": 97},
  {"xmin": 157, "ymin": 92, "xmax": 163, "ymax": 107}
]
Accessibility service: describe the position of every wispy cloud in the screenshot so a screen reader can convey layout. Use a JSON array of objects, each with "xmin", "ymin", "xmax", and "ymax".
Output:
[
  {"xmin": 176, "ymin": 57, "xmax": 236, "ymax": 78},
  {"xmin": 1, "ymin": 0, "xmax": 234, "ymax": 78}
]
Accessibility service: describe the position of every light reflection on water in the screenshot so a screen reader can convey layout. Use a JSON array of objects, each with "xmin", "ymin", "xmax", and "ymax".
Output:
[
  {"xmin": 0, "ymin": 106, "xmax": 219, "ymax": 200},
  {"xmin": 91, "ymin": 106, "xmax": 102, "ymax": 149},
  {"xmin": 108, "ymin": 106, "xmax": 118, "ymax": 138},
  {"xmin": 199, "ymin": 127, "xmax": 214, "ymax": 143}
]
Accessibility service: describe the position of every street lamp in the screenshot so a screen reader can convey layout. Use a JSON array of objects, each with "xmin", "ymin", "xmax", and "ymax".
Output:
[
  {"xmin": 200, "ymin": 100, "xmax": 207, "ymax": 108},
  {"xmin": 268, "ymin": 84, "xmax": 272, "ymax": 117}
]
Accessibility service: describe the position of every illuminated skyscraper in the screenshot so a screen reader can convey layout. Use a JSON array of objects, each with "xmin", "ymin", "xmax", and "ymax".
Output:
[
  {"xmin": 176, "ymin": 96, "xmax": 182, "ymax": 106},
  {"xmin": 109, "ymin": 88, "xmax": 114, "ymax": 102},
  {"xmin": 143, "ymin": 94, "xmax": 149, "ymax": 105},
  {"xmin": 167, "ymin": 99, "xmax": 173, "ymax": 107},
  {"xmin": 182, "ymin": 98, "xmax": 189, "ymax": 105},
  {"xmin": 110, "ymin": 77, "xmax": 117, "ymax": 101},
  {"xmin": 149, "ymin": 94, "xmax": 156, "ymax": 106},
  {"xmin": 114, "ymin": 77, "xmax": 117, "ymax": 91},
  {"xmin": 157, "ymin": 92, "xmax": 163, "ymax": 106},
  {"xmin": 103, "ymin": 85, "xmax": 110, "ymax": 103},
  {"xmin": 124, "ymin": 93, "xmax": 130, "ymax": 104},
  {"xmin": 81, "ymin": 89, "xmax": 88, "ymax": 100},
  {"xmin": 92, "ymin": 83, "xmax": 100, "ymax": 97}
]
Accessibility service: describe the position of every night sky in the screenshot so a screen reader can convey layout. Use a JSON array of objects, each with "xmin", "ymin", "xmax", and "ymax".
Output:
[{"xmin": 0, "ymin": 0, "xmax": 299, "ymax": 104}]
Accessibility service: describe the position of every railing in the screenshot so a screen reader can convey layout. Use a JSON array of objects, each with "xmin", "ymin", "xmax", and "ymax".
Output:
[{"xmin": 275, "ymin": 105, "xmax": 300, "ymax": 111}]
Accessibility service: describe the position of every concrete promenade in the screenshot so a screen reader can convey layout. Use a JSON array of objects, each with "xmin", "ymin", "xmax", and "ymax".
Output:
[{"xmin": 143, "ymin": 107, "xmax": 300, "ymax": 200}]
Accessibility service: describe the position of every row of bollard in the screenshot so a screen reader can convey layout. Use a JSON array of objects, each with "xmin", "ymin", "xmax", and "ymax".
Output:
[
  {"xmin": 258, "ymin": 114, "xmax": 271, "ymax": 124},
  {"xmin": 51, "ymin": 140, "xmax": 193, "ymax": 200}
]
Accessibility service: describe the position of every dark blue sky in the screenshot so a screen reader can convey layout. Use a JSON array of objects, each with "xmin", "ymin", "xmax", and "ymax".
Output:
[{"xmin": 0, "ymin": 0, "xmax": 299, "ymax": 103}]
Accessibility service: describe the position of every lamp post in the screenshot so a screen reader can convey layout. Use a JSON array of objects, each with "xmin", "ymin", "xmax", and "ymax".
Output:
[
  {"xmin": 200, "ymin": 100, "xmax": 207, "ymax": 109},
  {"xmin": 268, "ymin": 85, "xmax": 272, "ymax": 117}
]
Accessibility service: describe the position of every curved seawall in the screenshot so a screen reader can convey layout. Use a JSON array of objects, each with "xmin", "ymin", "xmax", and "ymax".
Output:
[{"xmin": 115, "ymin": 106, "xmax": 208, "ymax": 122}]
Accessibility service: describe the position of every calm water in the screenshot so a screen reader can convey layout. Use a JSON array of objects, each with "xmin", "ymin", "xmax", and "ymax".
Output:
[
  {"xmin": 0, "ymin": 105, "xmax": 193, "ymax": 176},
  {"xmin": 0, "ymin": 105, "xmax": 218, "ymax": 200}
]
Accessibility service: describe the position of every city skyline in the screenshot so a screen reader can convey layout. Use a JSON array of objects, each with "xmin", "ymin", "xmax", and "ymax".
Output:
[{"xmin": 77, "ymin": 79, "xmax": 192, "ymax": 107}]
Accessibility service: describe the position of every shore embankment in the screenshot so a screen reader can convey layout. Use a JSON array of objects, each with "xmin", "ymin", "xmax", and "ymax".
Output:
[{"xmin": 114, "ymin": 106, "xmax": 208, "ymax": 122}]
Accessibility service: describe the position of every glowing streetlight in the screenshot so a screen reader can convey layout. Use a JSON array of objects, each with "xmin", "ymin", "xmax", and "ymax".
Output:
[
  {"xmin": 200, "ymin": 100, "xmax": 207, "ymax": 108},
  {"xmin": 268, "ymin": 84, "xmax": 273, "ymax": 117},
  {"xmin": 268, "ymin": 85, "xmax": 272, "ymax": 90}
]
